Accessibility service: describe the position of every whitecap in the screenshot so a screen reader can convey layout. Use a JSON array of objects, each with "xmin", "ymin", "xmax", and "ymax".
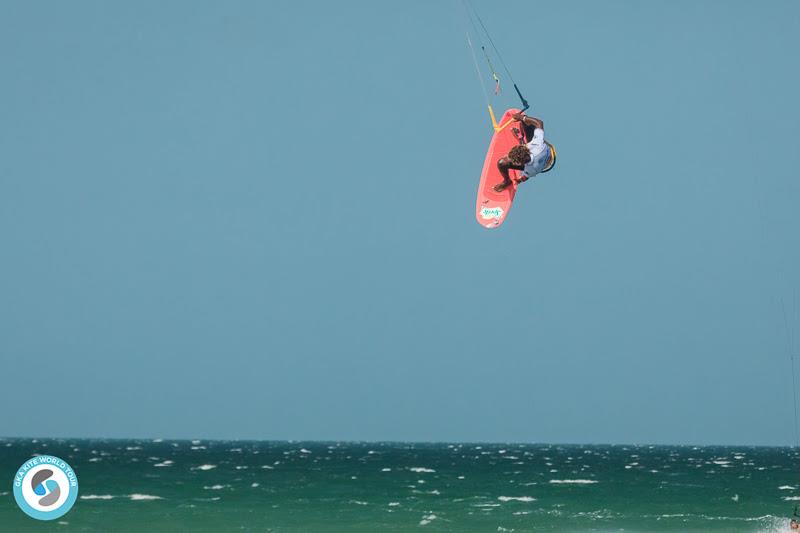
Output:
[
  {"xmin": 498, "ymin": 496, "xmax": 536, "ymax": 502},
  {"xmin": 409, "ymin": 467, "xmax": 436, "ymax": 473},
  {"xmin": 549, "ymin": 479, "xmax": 598, "ymax": 484},
  {"xmin": 419, "ymin": 514, "xmax": 437, "ymax": 526},
  {"xmin": 81, "ymin": 494, "xmax": 114, "ymax": 500},
  {"xmin": 780, "ymin": 486, "xmax": 796, "ymax": 490},
  {"xmin": 251, "ymin": 483, "xmax": 260, "ymax": 488},
  {"xmin": 203, "ymin": 485, "xmax": 226, "ymax": 490},
  {"xmin": 154, "ymin": 460, "xmax": 174, "ymax": 467},
  {"xmin": 194, "ymin": 464, "xmax": 217, "ymax": 471},
  {"xmin": 129, "ymin": 494, "xmax": 163, "ymax": 501}
]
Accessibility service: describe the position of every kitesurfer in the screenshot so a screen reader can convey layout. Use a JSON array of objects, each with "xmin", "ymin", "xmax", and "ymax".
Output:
[{"xmin": 493, "ymin": 113, "xmax": 554, "ymax": 192}]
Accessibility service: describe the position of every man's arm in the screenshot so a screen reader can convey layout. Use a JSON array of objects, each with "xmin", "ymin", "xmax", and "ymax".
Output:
[{"xmin": 512, "ymin": 113, "xmax": 543, "ymax": 130}]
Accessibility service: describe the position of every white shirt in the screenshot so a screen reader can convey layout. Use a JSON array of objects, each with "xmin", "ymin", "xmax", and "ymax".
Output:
[{"xmin": 521, "ymin": 128, "xmax": 550, "ymax": 178}]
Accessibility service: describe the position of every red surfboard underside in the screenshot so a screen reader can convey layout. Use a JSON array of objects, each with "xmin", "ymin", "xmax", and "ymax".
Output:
[{"xmin": 475, "ymin": 108, "xmax": 526, "ymax": 228}]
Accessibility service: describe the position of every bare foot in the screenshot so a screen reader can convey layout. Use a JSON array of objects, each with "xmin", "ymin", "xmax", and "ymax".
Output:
[{"xmin": 493, "ymin": 181, "xmax": 511, "ymax": 192}]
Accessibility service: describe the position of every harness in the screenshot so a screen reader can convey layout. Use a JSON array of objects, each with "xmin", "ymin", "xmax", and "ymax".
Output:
[{"xmin": 541, "ymin": 141, "xmax": 557, "ymax": 173}]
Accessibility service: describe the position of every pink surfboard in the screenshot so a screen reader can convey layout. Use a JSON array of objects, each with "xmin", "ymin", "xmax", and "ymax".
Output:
[{"xmin": 475, "ymin": 108, "xmax": 526, "ymax": 228}]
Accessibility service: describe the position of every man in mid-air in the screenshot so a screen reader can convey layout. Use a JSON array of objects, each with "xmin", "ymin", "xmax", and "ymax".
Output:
[{"xmin": 494, "ymin": 112, "xmax": 555, "ymax": 192}]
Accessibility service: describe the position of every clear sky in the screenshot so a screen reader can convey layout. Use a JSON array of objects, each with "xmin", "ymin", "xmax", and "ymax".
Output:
[{"xmin": 1, "ymin": 0, "xmax": 799, "ymax": 446}]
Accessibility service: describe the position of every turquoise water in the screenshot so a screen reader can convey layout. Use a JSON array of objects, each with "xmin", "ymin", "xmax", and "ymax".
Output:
[{"xmin": 1, "ymin": 438, "xmax": 799, "ymax": 532}]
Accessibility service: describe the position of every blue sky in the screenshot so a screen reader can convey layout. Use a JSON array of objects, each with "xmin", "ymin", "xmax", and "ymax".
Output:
[{"xmin": 1, "ymin": 0, "xmax": 799, "ymax": 445}]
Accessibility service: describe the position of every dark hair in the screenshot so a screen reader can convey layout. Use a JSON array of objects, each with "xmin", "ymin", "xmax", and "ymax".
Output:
[{"xmin": 508, "ymin": 145, "xmax": 531, "ymax": 166}]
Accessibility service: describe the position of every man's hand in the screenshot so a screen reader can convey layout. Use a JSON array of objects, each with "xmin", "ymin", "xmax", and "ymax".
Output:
[{"xmin": 511, "ymin": 114, "xmax": 544, "ymax": 129}]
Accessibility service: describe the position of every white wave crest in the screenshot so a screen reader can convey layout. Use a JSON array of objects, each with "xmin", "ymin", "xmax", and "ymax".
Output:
[
  {"xmin": 498, "ymin": 496, "xmax": 537, "ymax": 502},
  {"xmin": 419, "ymin": 514, "xmax": 437, "ymax": 526}
]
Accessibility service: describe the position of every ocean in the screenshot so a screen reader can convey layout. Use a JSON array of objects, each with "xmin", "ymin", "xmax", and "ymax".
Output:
[{"xmin": 1, "ymin": 438, "xmax": 798, "ymax": 532}]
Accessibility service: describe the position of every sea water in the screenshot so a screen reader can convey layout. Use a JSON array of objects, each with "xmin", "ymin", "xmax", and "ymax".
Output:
[{"xmin": 1, "ymin": 439, "xmax": 798, "ymax": 532}]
